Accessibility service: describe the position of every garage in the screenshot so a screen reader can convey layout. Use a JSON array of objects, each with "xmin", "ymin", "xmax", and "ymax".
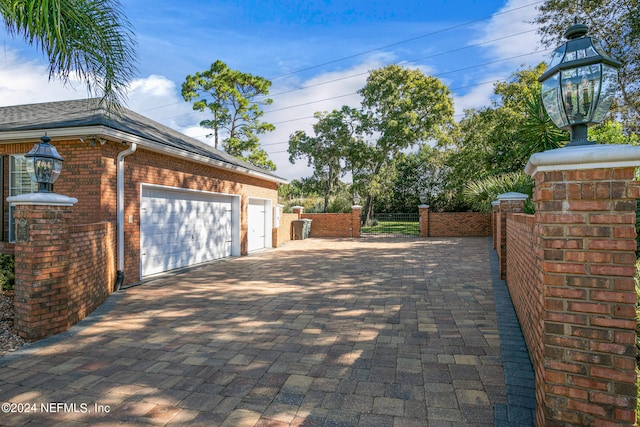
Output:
[
  {"xmin": 140, "ymin": 185, "xmax": 240, "ymax": 277},
  {"xmin": 248, "ymin": 198, "xmax": 272, "ymax": 252}
]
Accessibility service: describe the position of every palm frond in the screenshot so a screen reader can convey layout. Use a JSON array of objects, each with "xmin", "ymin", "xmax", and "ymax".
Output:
[{"xmin": 1, "ymin": 0, "xmax": 137, "ymax": 112}]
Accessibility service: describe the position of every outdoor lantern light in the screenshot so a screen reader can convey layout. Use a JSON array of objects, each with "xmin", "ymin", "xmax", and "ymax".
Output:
[
  {"xmin": 353, "ymin": 192, "xmax": 361, "ymax": 205},
  {"xmin": 419, "ymin": 189, "xmax": 428, "ymax": 205},
  {"xmin": 25, "ymin": 135, "xmax": 64, "ymax": 193},
  {"xmin": 538, "ymin": 22, "xmax": 622, "ymax": 146}
]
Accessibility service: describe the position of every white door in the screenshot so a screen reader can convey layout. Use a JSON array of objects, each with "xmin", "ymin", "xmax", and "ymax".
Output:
[
  {"xmin": 140, "ymin": 187, "xmax": 234, "ymax": 277},
  {"xmin": 248, "ymin": 199, "xmax": 266, "ymax": 252}
]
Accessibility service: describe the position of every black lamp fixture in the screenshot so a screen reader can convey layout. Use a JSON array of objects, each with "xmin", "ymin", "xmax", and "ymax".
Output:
[
  {"xmin": 419, "ymin": 189, "xmax": 428, "ymax": 205},
  {"xmin": 538, "ymin": 22, "xmax": 622, "ymax": 147},
  {"xmin": 25, "ymin": 135, "xmax": 64, "ymax": 193}
]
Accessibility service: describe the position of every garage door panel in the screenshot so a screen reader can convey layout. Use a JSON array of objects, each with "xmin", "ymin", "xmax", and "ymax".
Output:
[{"xmin": 141, "ymin": 187, "xmax": 235, "ymax": 277}]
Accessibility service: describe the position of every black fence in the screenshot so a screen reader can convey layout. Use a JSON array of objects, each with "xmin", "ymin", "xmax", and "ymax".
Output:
[{"xmin": 361, "ymin": 212, "xmax": 420, "ymax": 237}]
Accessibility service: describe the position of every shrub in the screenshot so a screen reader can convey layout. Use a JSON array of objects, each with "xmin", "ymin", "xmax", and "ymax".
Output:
[{"xmin": 0, "ymin": 253, "xmax": 14, "ymax": 292}]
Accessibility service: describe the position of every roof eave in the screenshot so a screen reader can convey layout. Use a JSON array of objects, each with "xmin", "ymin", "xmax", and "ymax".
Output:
[{"xmin": 0, "ymin": 127, "xmax": 289, "ymax": 185}]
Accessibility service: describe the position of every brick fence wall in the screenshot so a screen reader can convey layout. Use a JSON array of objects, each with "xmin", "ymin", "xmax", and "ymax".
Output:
[
  {"xmin": 13, "ymin": 203, "xmax": 116, "ymax": 341},
  {"xmin": 419, "ymin": 206, "xmax": 491, "ymax": 237},
  {"xmin": 67, "ymin": 222, "xmax": 116, "ymax": 326},
  {"xmin": 301, "ymin": 212, "xmax": 360, "ymax": 238},
  {"xmin": 505, "ymin": 212, "xmax": 545, "ymax": 414}
]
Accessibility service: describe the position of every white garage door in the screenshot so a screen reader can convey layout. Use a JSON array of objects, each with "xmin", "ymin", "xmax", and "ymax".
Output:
[
  {"xmin": 141, "ymin": 186, "xmax": 236, "ymax": 277},
  {"xmin": 248, "ymin": 198, "xmax": 272, "ymax": 252}
]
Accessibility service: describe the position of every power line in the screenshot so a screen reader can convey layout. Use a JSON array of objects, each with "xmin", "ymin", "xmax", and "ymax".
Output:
[
  {"xmin": 266, "ymin": 0, "xmax": 544, "ymax": 80},
  {"xmin": 139, "ymin": 2, "xmax": 544, "ymax": 115},
  {"xmin": 261, "ymin": 28, "xmax": 540, "ymax": 100},
  {"xmin": 260, "ymin": 48, "xmax": 551, "ymax": 116}
]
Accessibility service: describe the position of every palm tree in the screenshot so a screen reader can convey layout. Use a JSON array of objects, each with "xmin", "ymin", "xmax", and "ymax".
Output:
[
  {"xmin": 519, "ymin": 92, "xmax": 569, "ymax": 155},
  {"xmin": 0, "ymin": 0, "xmax": 137, "ymax": 111}
]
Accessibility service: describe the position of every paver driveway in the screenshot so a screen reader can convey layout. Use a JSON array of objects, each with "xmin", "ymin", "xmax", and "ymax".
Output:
[{"xmin": 0, "ymin": 237, "xmax": 532, "ymax": 426}]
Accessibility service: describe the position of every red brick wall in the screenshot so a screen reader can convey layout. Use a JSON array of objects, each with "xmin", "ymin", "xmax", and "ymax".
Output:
[
  {"xmin": 427, "ymin": 212, "xmax": 491, "ymax": 237},
  {"xmin": 67, "ymin": 222, "xmax": 116, "ymax": 326},
  {"xmin": 506, "ymin": 213, "xmax": 544, "ymax": 412},
  {"xmin": 301, "ymin": 212, "xmax": 359, "ymax": 238}
]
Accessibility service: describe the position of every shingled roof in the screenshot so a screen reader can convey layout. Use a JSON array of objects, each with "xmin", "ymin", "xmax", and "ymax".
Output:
[{"xmin": 0, "ymin": 98, "xmax": 286, "ymax": 183}]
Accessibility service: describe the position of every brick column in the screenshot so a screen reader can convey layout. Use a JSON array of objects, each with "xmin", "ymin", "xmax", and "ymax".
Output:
[
  {"xmin": 351, "ymin": 205, "xmax": 362, "ymax": 238},
  {"xmin": 496, "ymin": 192, "xmax": 528, "ymax": 280},
  {"xmin": 292, "ymin": 205, "xmax": 303, "ymax": 218},
  {"xmin": 526, "ymin": 145, "xmax": 640, "ymax": 426},
  {"xmin": 492, "ymin": 200, "xmax": 500, "ymax": 250},
  {"xmin": 419, "ymin": 204, "xmax": 429, "ymax": 237},
  {"xmin": 8, "ymin": 193, "xmax": 78, "ymax": 341}
]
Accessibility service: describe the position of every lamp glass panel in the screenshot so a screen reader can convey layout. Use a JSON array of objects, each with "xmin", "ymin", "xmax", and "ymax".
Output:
[
  {"xmin": 592, "ymin": 64, "xmax": 618, "ymax": 123},
  {"xmin": 25, "ymin": 157, "xmax": 36, "ymax": 183},
  {"xmin": 560, "ymin": 65, "xmax": 601, "ymax": 125},
  {"xmin": 50, "ymin": 159, "xmax": 63, "ymax": 184},
  {"xmin": 34, "ymin": 157, "xmax": 55, "ymax": 183},
  {"xmin": 548, "ymin": 44, "xmax": 566, "ymax": 68},
  {"xmin": 541, "ymin": 73, "xmax": 569, "ymax": 129}
]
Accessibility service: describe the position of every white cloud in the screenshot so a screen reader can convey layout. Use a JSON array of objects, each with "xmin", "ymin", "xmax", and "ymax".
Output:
[
  {"xmin": 452, "ymin": 78, "xmax": 500, "ymax": 116},
  {"xmin": 477, "ymin": 0, "xmax": 545, "ymax": 63},
  {"xmin": 0, "ymin": 50, "xmax": 88, "ymax": 106}
]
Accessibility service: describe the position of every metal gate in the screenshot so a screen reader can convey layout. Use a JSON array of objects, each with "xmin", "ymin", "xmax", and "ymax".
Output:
[{"xmin": 361, "ymin": 212, "xmax": 420, "ymax": 237}]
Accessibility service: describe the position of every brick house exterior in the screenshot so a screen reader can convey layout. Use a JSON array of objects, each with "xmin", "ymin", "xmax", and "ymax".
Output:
[{"xmin": 0, "ymin": 98, "xmax": 287, "ymax": 289}]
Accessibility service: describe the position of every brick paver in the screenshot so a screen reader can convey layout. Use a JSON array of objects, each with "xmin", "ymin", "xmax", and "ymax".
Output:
[{"xmin": 0, "ymin": 237, "xmax": 533, "ymax": 426}]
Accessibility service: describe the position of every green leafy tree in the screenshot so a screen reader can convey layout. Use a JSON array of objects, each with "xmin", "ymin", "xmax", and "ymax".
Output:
[
  {"xmin": 534, "ymin": 0, "xmax": 640, "ymax": 134},
  {"xmin": 357, "ymin": 64, "xmax": 454, "ymax": 222},
  {"xmin": 589, "ymin": 121, "xmax": 639, "ymax": 145},
  {"xmin": 288, "ymin": 107, "xmax": 362, "ymax": 212},
  {"xmin": 182, "ymin": 60, "xmax": 276, "ymax": 170},
  {"xmin": 0, "ymin": 0, "xmax": 137, "ymax": 111},
  {"xmin": 377, "ymin": 145, "xmax": 448, "ymax": 213}
]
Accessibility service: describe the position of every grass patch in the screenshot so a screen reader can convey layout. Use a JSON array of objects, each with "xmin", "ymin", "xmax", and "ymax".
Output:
[{"xmin": 361, "ymin": 220, "xmax": 420, "ymax": 236}]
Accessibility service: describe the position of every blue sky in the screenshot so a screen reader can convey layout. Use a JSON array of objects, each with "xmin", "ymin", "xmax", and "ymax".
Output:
[{"xmin": 0, "ymin": 0, "xmax": 549, "ymax": 179}]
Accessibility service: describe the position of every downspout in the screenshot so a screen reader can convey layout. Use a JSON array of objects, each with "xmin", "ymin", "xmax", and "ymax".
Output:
[{"xmin": 114, "ymin": 143, "xmax": 137, "ymax": 291}]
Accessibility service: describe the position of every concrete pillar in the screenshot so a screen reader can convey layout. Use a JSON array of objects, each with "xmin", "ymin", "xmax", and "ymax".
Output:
[
  {"xmin": 418, "ymin": 204, "xmax": 429, "ymax": 237},
  {"xmin": 525, "ymin": 144, "xmax": 640, "ymax": 426}
]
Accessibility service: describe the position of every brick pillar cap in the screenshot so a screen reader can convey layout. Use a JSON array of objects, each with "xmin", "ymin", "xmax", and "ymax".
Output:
[
  {"xmin": 497, "ymin": 192, "xmax": 528, "ymax": 201},
  {"xmin": 7, "ymin": 192, "xmax": 78, "ymax": 206},
  {"xmin": 351, "ymin": 205, "xmax": 363, "ymax": 209},
  {"xmin": 418, "ymin": 204, "xmax": 429, "ymax": 209},
  {"xmin": 525, "ymin": 144, "xmax": 640, "ymax": 176}
]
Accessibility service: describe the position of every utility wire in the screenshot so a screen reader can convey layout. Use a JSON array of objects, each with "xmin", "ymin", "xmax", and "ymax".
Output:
[
  {"xmin": 259, "ymin": 48, "xmax": 552, "ymax": 116},
  {"xmin": 266, "ymin": 0, "xmax": 545, "ymax": 80},
  {"xmin": 260, "ymin": 28, "xmax": 540, "ymax": 100},
  {"xmin": 140, "ymin": 1, "xmax": 544, "ymax": 115}
]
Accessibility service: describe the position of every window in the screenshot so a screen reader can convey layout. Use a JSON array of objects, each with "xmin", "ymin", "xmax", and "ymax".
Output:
[{"xmin": 8, "ymin": 155, "xmax": 37, "ymax": 242}]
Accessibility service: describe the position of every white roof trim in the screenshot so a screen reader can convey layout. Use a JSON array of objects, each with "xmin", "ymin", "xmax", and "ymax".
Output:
[{"xmin": 0, "ymin": 126, "xmax": 289, "ymax": 185}]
